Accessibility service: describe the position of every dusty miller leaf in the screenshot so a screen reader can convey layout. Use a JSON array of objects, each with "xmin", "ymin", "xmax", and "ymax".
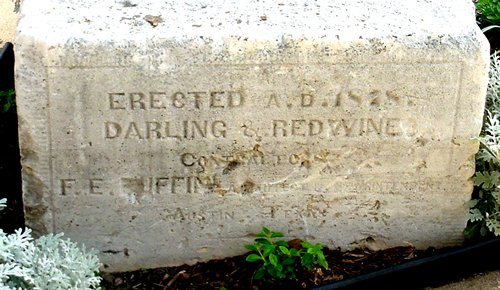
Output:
[
  {"xmin": 467, "ymin": 208, "xmax": 484, "ymax": 222},
  {"xmin": 486, "ymin": 218, "xmax": 500, "ymax": 236},
  {"xmin": 474, "ymin": 171, "xmax": 499, "ymax": 189},
  {"xmin": 465, "ymin": 199, "xmax": 479, "ymax": 209}
]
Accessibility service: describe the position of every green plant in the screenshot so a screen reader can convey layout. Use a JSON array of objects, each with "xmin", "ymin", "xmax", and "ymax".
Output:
[
  {"xmin": 0, "ymin": 89, "xmax": 15, "ymax": 113},
  {"xmin": 0, "ymin": 198, "xmax": 102, "ymax": 289},
  {"xmin": 464, "ymin": 52, "xmax": 500, "ymax": 239},
  {"xmin": 477, "ymin": 0, "xmax": 500, "ymax": 26},
  {"xmin": 244, "ymin": 227, "xmax": 328, "ymax": 281}
]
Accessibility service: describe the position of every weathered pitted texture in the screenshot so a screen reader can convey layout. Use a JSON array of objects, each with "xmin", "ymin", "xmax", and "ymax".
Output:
[{"xmin": 15, "ymin": 0, "xmax": 489, "ymax": 272}]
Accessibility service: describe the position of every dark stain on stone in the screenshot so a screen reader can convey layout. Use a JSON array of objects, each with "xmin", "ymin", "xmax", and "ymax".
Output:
[
  {"xmin": 240, "ymin": 180, "xmax": 255, "ymax": 194},
  {"xmin": 222, "ymin": 160, "xmax": 239, "ymax": 174},
  {"xmin": 24, "ymin": 205, "xmax": 48, "ymax": 237},
  {"xmin": 121, "ymin": 177, "xmax": 145, "ymax": 200},
  {"xmin": 23, "ymin": 166, "xmax": 50, "ymax": 236},
  {"xmin": 17, "ymin": 117, "xmax": 37, "ymax": 161}
]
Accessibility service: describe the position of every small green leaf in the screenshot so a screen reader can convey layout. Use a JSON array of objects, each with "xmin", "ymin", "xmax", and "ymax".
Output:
[
  {"xmin": 244, "ymin": 244, "xmax": 258, "ymax": 251},
  {"xmin": 290, "ymin": 248, "xmax": 300, "ymax": 256},
  {"xmin": 307, "ymin": 244, "xmax": 322, "ymax": 254},
  {"xmin": 262, "ymin": 244, "xmax": 275, "ymax": 257},
  {"xmin": 301, "ymin": 254, "xmax": 314, "ymax": 269},
  {"xmin": 301, "ymin": 241, "xmax": 313, "ymax": 249},
  {"xmin": 279, "ymin": 246, "xmax": 290, "ymax": 255},
  {"xmin": 270, "ymin": 231, "xmax": 284, "ymax": 238},
  {"xmin": 316, "ymin": 252, "xmax": 328, "ymax": 269},
  {"xmin": 254, "ymin": 268, "xmax": 265, "ymax": 280},
  {"xmin": 276, "ymin": 240, "xmax": 288, "ymax": 247},
  {"xmin": 275, "ymin": 263, "xmax": 283, "ymax": 272},
  {"xmin": 318, "ymin": 257, "xmax": 329, "ymax": 269},
  {"xmin": 269, "ymin": 253, "xmax": 278, "ymax": 266},
  {"xmin": 255, "ymin": 238, "xmax": 270, "ymax": 245},
  {"xmin": 246, "ymin": 254, "xmax": 262, "ymax": 262},
  {"xmin": 255, "ymin": 232, "xmax": 266, "ymax": 238},
  {"xmin": 267, "ymin": 265, "xmax": 278, "ymax": 277}
]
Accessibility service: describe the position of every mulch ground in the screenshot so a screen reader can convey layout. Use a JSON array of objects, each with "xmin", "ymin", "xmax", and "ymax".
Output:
[{"xmin": 100, "ymin": 245, "xmax": 431, "ymax": 290}]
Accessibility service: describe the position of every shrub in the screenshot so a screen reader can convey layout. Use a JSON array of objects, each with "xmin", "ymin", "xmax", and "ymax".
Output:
[
  {"xmin": 464, "ymin": 52, "xmax": 500, "ymax": 239},
  {"xmin": 0, "ymin": 198, "xmax": 102, "ymax": 289},
  {"xmin": 477, "ymin": 0, "xmax": 500, "ymax": 26}
]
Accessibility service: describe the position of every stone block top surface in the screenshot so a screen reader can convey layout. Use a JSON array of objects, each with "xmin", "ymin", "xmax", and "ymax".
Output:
[{"xmin": 18, "ymin": 0, "xmax": 478, "ymax": 44}]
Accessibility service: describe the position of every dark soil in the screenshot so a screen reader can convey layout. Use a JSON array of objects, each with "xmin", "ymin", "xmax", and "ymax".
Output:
[{"xmin": 0, "ymin": 21, "xmax": 499, "ymax": 290}]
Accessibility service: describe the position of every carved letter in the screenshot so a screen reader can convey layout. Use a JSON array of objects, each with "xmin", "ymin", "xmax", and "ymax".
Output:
[
  {"xmin": 109, "ymin": 93, "xmax": 126, "ymax": 109},
  {"xmin": 164, "ymin": 121, "xmax": 181, "ymax": 139},
  {"xmin": 209, "ymin": 92, "xmax": 225, "ymax": 108},
  {"xmin": 105, "ymin": 122, "xmax": 122, "ymax": 139},
  {"xmin": 150, "ymin": 92, "xmax": 167, "ymax": 109},
  {"xmin": 181, "ymin": 153, "xmax": 196, "ymax": 166},
  {"xmin": 328, "ymin": 119, "xmax": 341, "ymax": 136},
  {"xmin": 291, "ymin": 119, "xmax": 306, "ymax": 136},
  {"xmin": 188, "ymin": 92, "xmax": 206, "ymax": 109},
  {"xmin": 146, "ymin": 121, "xmax": 162, "ymax": 139},
  {"xmin": 155, "ymin": 177, "xmax": 170, "ymax": 194},
  {"xmin": 266, "ymin": 94, "xmax": 280, "ymax": 108},
  {"xmin": 212, "ymin": 121, "xmax": 227, "ymax": 138},
  {"xmin": 301, "ymin": 93, "xmax": 314, "ymax": 107},
  {"xmin": 272, "ymin": 120, "xmax": 288, "ymax": 137},
  {"xmin": 190, "ymin": 120, "xmax": 207, "ymax": 138},
  {"xmin": 172, "ymin": 92, "xmax": 185, "ymax": 108},
  {"xmin": 129, "ymin": 93, "xmax": 146, "ymax": 110},
  {"xmin": 89, "ymin": 178, "xmax": 103, "ymax": 195},
  {"xmin": 309, "ymin": 119, "xmax": 324, "ymax": 136},
  {"xmin": 342, "ymin": 119, "xmax": 357, "ymax": 136},
  {"xmin": 124, "ymin": 122, "xmax": 143, "ymax": 139},
  {"xmin": 367, "ymin": 118, "xmax": 383, "ymax": 135},
  {"xmin": 60, "ymin": 179, "xmax": 76, "ymax": 195},
  {"xmin": 228, "ymin": 91, "xmax": 244, "ymax": 107}
]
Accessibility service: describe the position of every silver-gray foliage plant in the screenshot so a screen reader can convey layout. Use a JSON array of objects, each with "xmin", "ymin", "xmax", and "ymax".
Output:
[
  {"xmin": 0, "ymin": 198, "xmax": 102, "ymax": 289},
  {"xmin": 465, "ymin": 52, "xmax": 500, "ymax": 238}
]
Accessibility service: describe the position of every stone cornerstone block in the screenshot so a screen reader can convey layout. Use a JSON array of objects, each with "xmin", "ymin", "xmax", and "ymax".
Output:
[{"xmin": 15, "ymin": 0, "xmax": 489, "ymax": 271}]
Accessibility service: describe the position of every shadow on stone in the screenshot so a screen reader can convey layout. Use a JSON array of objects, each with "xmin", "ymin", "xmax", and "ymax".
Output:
[{"xmin": 0, "ymin": 42, "xmax": 24, "ymax": 233}]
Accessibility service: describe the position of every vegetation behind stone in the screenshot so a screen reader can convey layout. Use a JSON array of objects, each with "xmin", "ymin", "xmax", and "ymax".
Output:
[{"xmin": 465, "ymin": 52, "xmax": 500, "ymax": 239}]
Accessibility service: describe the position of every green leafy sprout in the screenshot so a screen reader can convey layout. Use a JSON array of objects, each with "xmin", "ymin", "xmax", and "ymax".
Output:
[{"xmin": 244, "ymin": 227, "xmax": 328, "ymax": 281}]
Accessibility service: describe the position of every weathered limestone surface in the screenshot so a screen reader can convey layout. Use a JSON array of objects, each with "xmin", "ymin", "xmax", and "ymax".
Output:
[{"xmin": 15, "ymin": 0, "xmax": 489, "ymax": 271}]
